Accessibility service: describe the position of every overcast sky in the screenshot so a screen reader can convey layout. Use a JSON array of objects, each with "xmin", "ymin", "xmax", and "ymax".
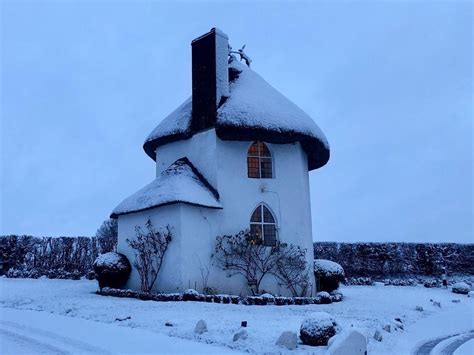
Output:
[{"xmin": 1, "ymin": 1, "xmax": 472, "ymax": 243}]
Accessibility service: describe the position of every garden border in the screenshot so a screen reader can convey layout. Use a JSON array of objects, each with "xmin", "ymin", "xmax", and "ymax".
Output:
[{"xmin": 97, "ymin": 288, "xmax": 343, "ymax": 306}]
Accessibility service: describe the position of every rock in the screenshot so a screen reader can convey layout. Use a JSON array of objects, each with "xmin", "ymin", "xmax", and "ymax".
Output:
[
  {"xmin": 415, "ymin": 306, "xmax": 424, "ymax": 312},
  {"xmin": 452, "ymin": 282, "xmax": 471, "ymax": 295},
  {"xmin": 393, "ymin": 320, "xmax": 404, "ymax": 330},
  {"xmin": 327, "ymin": 329, "xmax": 368, "ymax": 354},
  {"xmin": 194, "ymin": 320, "xmax": 207, "ymax": 334},
  {"xmin": 300, "ymin": 312, "xmax": 338, "ymax": 346},
  {"xmin": 276, "ymin": 331, "xmax": 298, "ymax": 350},
  {"xmin": 233, "ymin": 329, "xmax": 248, "ymax": 342},
  {"xmin": 382, "ymin": 324, "xmax": 392, "ymax": 333},
  {"xmin": 468, "ymin": 291, "xmax": 474, "ymax": 298},
  {"xmin": 451, "ymin": 299, "xmax": 461, "ymax": 303},
  {"xmin": 165, "ymin": 321, "xmax": 174, "ymax": 327},
  {"xmin": 373, "ymin": 330, "xmax": 383, "ymax": 342},
  {"xmin": 433, "ymin": 301, "xmax": 441, "ymax": 308}
]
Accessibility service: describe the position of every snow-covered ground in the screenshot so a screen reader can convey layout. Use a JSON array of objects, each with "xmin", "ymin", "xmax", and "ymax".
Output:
[{"xmin": 0, "ymin": 278, "xmax": 472, "ymax": 354}]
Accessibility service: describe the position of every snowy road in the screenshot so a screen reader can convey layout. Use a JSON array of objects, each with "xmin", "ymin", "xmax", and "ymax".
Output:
[
  {"xmin": 414, "ymin": 330, "xmax": 474, "ymax": 355},
  {"xmin": 0, "ymin": 308, "xmax": 237, "ymax": 354}
]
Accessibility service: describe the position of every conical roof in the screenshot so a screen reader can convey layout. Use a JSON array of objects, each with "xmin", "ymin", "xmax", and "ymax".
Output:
[
  {"xmin": 111, "ymin": 158, "xmax": 222, "ymax": 218},
  {"xmin": 144, "ymin": 59, "xmax": 329, "ymax": 170}
]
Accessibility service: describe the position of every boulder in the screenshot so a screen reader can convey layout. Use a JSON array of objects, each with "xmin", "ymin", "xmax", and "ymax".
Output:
[
  {"xmin": 328, "ymin": 329, "xmax": 367, "ymax": 354},
  {"xmin": 452, "ymin": 282, "xmax": 471, "ymax": 295},
  {"xmin": 276, "ymin": 331, "xmax": 298, "ymax": 350},
  {"xmin": 233, "ymin": 329, "xmax": 248, "ymax": 342},
  {"xmin": 468, "ymin": 291, "xmax": 474, "ymax": 298},
  {"xmin": 300, "ymin": 312, "xmax": 338, "ymax": 346},
  {"xmin": 373, "ymin": 329, "xmax": 383, "ymax": 342},
  {"xmin": 415, "ymin": 305, "xmax": 424, "ymax": 312},
  {"xmin": 194, "ymin": 320, "xmax": 207, "ymax": 334}
]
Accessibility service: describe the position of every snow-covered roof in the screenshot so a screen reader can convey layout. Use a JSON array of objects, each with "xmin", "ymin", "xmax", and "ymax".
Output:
[
  {"xmin": 111, "ymin": 158, "xmax": 222, "ymax": 218},
  {"xmin": 144, "ymin": 59, "xmax": 330, "ymax": 171}
]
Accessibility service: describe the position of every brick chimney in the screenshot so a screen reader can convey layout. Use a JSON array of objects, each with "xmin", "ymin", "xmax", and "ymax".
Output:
[{"xmin": 191, "ymin": 28, "xmax": 229, "ymax": 131}]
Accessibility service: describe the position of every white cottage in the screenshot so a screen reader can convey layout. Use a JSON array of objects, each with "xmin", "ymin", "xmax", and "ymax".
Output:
[{"xmin": 111, "ymin": 28, "xmax": 330, "ymax": 296}]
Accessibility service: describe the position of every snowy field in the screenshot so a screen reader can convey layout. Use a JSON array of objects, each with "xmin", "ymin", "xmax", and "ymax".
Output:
[{"xmin": 0, "ymin": 278, "xmax": 473, "ymax": 354}]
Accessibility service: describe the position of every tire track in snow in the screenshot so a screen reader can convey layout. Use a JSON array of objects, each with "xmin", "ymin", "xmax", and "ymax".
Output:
[
  {"xmin": 0, "ymin": 328, "xmax": 69, "ymax": 355},
  {"xmin": 0, "ymin": 320, "xmax": 110, "ymax": 354},
  {"xmin": 438, "ymin": 331, "xmax": 474, "ymax": 355},
  {"xmin": 414, "ymin": 330, "xmax": 474, "ymax": 355}
]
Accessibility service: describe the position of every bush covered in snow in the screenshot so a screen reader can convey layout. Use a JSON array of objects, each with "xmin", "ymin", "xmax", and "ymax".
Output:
[
  {"xmin": 452, "ymin": 282, "xmax": 471, "ymax": 294},
  {"xmin": 300, "ymin": 312, "xmax": 338, "ymax": 346},
  {"xmin": 314, "ymin": 259, "xmax": 345, "ymax": 292},
  {"xmin": 93, "ymin": 252, "xmax": 131, "ymax": 290}
]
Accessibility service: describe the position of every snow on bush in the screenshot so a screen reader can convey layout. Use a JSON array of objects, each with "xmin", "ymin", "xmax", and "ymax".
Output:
[
  {"xmin": 452, "ymin": 282, "xmax": 471, "ymax": 295},
  {"xmin": 300, "ymin": 312, "xmax": 338, "ymax": 346},
  {"xmin": 314, "ymin": 259, "xmax": 345, "ymax": 292},
  {"xmin": 93, "ymin": 252, "xmax": 131, "ymax": 290},
  {"xmin": 316, "ymin": 291, "xmax": 332, "ymax": 304}
]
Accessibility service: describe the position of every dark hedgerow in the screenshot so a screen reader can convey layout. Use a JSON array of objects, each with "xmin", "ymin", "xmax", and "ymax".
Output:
[{"xmin": 93, "ymin": 252, "xmax": 131, "ymax": 290}]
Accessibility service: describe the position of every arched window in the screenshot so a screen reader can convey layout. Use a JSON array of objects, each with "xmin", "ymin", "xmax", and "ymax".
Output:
[
  {"xmin": 247, "ymin": 141, "xmax": 273, "ymax": 178},
  {"xmin": 250, "ymin": 204, "xmax": 277, "ymax": 246}
]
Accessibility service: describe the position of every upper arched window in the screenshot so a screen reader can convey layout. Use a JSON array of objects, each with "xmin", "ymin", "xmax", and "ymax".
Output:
[
  {"xmin": 250, "ymin": 204, "xmax": 277, "ymax": 246},
  {"xmin": 247, "ymin": 141, "xmax": 273, "ymax": 178}
]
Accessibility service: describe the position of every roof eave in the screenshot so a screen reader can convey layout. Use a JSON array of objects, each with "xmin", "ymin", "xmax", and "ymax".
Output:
[{"xmin": 110, "ymin": 200, "xmax": 223, "ymax": 219}]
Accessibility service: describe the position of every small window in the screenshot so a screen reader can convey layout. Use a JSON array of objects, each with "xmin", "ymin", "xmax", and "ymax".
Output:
[
  {"xmin": 247, "ymin": 141, "xmax": 273, "ymax": 179},
  {"xmin": 250, "ymin": 204, "xmax": 277, "ymax": 246}
]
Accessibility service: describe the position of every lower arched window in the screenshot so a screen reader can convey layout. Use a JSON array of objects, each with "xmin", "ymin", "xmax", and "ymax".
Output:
[{"xmin": 250, "ymin": 204, "xmax": 277, "ymax": 246}]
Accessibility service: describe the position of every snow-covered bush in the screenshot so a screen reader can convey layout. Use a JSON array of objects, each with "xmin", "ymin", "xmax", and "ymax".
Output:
[
  {"xmin": 314, "ymin": 259, "xmax": 345, "ymax": 292},
  {"xmin": 316, "ymin": 291, "xmax": 332, "ymax": 304},
  {"xmin": 93, "ymin": 252, "xmax": 131, "ymax": 290},
  {"xmin": 300, "ymin": 312, "xmax": 338, "ymax": 346},
  {"xmin": 452, "ymin": 282, "xmax": 471, "ymax": 294},
  {"xmin": 183, "ymin": 289, "xmax": 201, "ymax": 301}
]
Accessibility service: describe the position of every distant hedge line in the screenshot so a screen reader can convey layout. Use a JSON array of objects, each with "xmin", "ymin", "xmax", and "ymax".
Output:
[
  {"xmin": 0, "ymin": 235, "xmax": 113, "ymax": 278},
  {"xmin": 313, "ymin": 242, "xmax": 474, "ymax": 277},
  {"xmin": 2, "ymin": 235, "xmax": 473, "ymax": 280}
]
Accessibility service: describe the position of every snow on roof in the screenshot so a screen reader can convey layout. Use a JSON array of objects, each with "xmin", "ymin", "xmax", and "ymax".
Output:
[
  {"xmin": 218, "ymin": 60, "xmax": 328, "ymax": 146},
  {"xmin": 143, "ymin": 59, "xmax": 330, "ymax": 171},
  {"xmin": 110, "ymin": 158, "xmax": 222, "ymax": 218}
]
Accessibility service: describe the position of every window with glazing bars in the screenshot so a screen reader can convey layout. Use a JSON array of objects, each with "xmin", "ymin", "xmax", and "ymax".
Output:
[
  {"xmin": 247, "ymin": 141, "xmax": 273, "ymax": 178},
  {"xmin": 250, "ymin": 204, "xmax": 277, "ymax": 246}
]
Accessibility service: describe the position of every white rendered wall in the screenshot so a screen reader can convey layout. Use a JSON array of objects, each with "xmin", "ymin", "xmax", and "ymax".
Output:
[
  {"xmin": 117, "ymin": 129, "xmax": 316, "ymax": 296},
  {"xmin": 117, "ymin": 205, "xmax": 183, "ymax": 293}
]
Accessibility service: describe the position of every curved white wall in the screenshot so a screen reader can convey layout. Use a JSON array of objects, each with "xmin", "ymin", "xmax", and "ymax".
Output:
[{"xmin": 117, "ymin": 129, "xmax": 316, "ymax": 296}]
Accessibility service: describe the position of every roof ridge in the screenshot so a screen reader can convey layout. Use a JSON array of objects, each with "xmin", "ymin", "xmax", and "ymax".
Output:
[{"xmin": 169, "ymin": 157, "xmax": 220, "ymax": 200}]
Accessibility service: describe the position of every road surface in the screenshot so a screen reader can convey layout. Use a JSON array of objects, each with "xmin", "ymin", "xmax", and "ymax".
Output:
[
  {"xmin": 0, "ymin": 308, "xmax": 238, "ymax": 354},
  {"xmin": 414, "ymin": 330, "xmax": 474, "ymax": 355}
]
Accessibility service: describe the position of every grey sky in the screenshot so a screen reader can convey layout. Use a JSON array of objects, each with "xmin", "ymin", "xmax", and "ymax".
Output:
[{"xmin": 1, "ymin": 1, "xmax": 472, "ymax": 242}]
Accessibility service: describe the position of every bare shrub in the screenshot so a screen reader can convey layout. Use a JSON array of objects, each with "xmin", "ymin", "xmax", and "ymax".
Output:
[
  {"xmin": 126, "ymin": 220, "xmax": 171, "ymax": 293},
  {"xmin": 213, "ymin": 230, "xmax": 311, "ymax": 296}
]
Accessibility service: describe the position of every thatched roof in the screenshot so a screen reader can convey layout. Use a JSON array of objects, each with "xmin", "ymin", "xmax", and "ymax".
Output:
[
  {"xmin": 111, "ymin": 157, "xmax": 221, "ymax": 218},
  {"xmin": 144, "ymin": 59, "xmax": 330, "ymax": 171}
]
